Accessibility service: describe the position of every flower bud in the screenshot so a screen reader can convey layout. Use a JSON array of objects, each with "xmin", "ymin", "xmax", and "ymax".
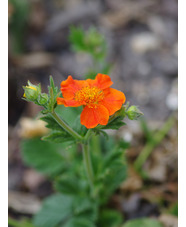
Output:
[
  {"xmin": 38, "ymin": 93, "xmax": 48, "ymax": 105},
  {"xmin": 23, "ymin": 81, "xmax": 41, "ymax": 101},
  {"xmin": 126, "ymin": 106, "xmax": 143, "ymax": 120}
]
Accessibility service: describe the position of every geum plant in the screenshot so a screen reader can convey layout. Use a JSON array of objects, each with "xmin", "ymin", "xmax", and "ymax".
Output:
[{"xmin": 20, "ymin": 74, "xmax": 143, "ymax": 227}]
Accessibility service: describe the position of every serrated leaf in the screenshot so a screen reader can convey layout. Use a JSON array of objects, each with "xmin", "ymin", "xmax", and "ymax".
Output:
[
  {"xmin": 55, "ymin": 175, "xmax": 81, "ymax": 195},
  {"xmin": 98, "ymin": 209, "xmax": 123, "ymax": 227},
  {"xmin": 40, "ymin": 114, "xmax": 64, "ymax": 131},
  {"xmin": 33, "ymin": 194, "xmax": 98, "ymax": 227},
  {"xmin": 73, "ymin": 197, "xmax": 98, "ymax": 222},
  {"xmin": 122, "ymin": 218, "xmax": 163, "ymax": 227},
  {"xmin": 63, "ymin": 218, "xmax": 96, "ymax": 227},
  {"xmin": 93, "ymin": 145, "xmax": 127, "ymax": 203},
  {"xmin": 42, "ymin": 131, "xmax": 74, "ymax": 143},
  {"xmin": 69, "ymin": 26, "xmax": 106, "ymax": 61},
  {"xmin": 33, "ymin": 194, "xmax": 74, "ymax": 227},
  {"xmin": 102, "ymin": 117, "xmax": 126, "ymax": 130},
  {"xmin": 69, "ymin": 26, "xmax": 85, "ymax": 50},
  {"xmin": 21, "ymin": 138, "xmax": 67, "ymax": 176}
]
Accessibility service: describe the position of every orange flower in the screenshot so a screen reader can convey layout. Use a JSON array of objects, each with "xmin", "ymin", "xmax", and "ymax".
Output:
[{"xmin": 57, "ymin": 74, "xmax": 126, "ymax": 128}]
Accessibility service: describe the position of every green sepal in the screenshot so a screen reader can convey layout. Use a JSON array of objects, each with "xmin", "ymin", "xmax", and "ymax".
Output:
[
  {"xmin": 126, "ymin": 105, "xmax": 143, "ymax": 120},
  {"xmin": 93, "ymin": 129, "xmax": 109, "ymax": 140},
  {"xmin": 40, "ymin": 109, "xmax": 49, "ymax": 114},
  {"xmin": 22, "ymin": 81, "xmax": 41, "ymax": 101},
  {"xmin": 38, "ymin": 93, "xmax": 49, "ymax": 105}
]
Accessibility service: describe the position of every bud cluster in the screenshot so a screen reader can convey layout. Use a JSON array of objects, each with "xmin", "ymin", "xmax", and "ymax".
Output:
[{"xmin": 23, "ymin": 81, "xmax": 48, "ymax": 106}]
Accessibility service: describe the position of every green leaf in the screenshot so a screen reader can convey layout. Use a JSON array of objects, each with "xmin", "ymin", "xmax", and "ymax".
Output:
[
  {"xmin": 72, "ymin": 115, "xmax": 88, "ymax": 136},
  {"xmin": 93, "ymin": 141, "xmax": 127, "ymax": 203},
  {"xmin": 69, "ymin": 26, "xmax": 85, "ymax": 52},
  {"xmin": 40, "ymin": 114, "xmax": 63, "ymax": 131},
  {"xmin": 55, "ymin": 175, "xmax": 82, "ymax": 195},
  {"xmin": 33, "ymin": 194, "xmax": 74, "ymax": 227},
  {"xmin": 55, "ymin": 105, "xmax": 82, "ymax": 128},
  {"xmin": 8, "ymin": 217, "xmax": 36, "ymax": 227},
  {"xmin": 33, "ymin": 194, "xmax": 98, "ymax": 227},
  {"xmin": 9, "ymin": 0, "xmax": 30, "ymax": 54},
  {"xmin": 21, "ymin": 138, "xmax": 67, "ymax": 176},
  {"xmin": 42, "ymin": 131, "xmax": 74, "ymax": 143},
  {"xmin": 169, "ymin": 202, "xmax": 178, "ymax": 216},
  {"xmin": 69, "ymin": 26, "xmax": 107, "ymax": 61},
  {"xmin": 63, "ymin": 218, "xmax": 96, "ymax": 227},
  {"xmin": 47, "ymin": 76, "xmax": 60, "ymax": 112},
  {"xmin": 40, "ymin": 114, "xmax": 76, "ymax": 143},
  {"xmin": 73, "ymin": 197, "xmax": 98, "ymax": 222},
  {"xmin": 122, "ymin": 218, "xmax": 163, "ymax": 227},
  {"xmin": 102, "ymin": 116, "xmax": 126, "ymax": 130},
  {"xmin": 93, "ymin": 129, "xmax": 109, "ymax": 140},
  {"xmin": 101, "ymin": 149, "xmax": 127, "ymax": 194},
  {"xmin": 98, "ymin": 209, "xmax": 123, "ymax": 227}
]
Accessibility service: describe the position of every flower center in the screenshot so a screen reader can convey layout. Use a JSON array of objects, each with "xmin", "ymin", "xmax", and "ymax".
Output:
[{"xmin": 75, "ymin": 86, "xmax": 104, "ymax": 105}]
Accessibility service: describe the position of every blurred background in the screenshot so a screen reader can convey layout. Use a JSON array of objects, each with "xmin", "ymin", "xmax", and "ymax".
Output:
[{"xmin": 8, "ymin": 0, "xmax": 178, "ymax": 226}]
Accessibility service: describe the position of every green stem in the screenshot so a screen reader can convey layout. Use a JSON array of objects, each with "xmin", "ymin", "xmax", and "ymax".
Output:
[
  {"xmin": 84, "ymin": 129, "xmax": 92, "ymax": 141},
  {"xmin": 8, "ymin": 217, "xmax": 20, "ymax": 227},
  {"xmin": 134, "ymin": 115, "xmax": 175, "ymax": 171},
  {"xmin": 50, "ymin": 111, "xmax": 83, "ymax": 141},
  {"xmin": 82, "ymin": 142, "xmax": 94, "ymax": 192},
  {"xmin": 91, "ymin": 134, "xmax": 101, "ymax": 156}
]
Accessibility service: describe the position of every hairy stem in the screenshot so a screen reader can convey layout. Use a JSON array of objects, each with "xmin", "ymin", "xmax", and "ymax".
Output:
[
  {"xmin": 82, "ymin": 142, "xmax": 94, "ymax": 193},
  {"xmin": 50, "ymin": 111, "xmax": 83, "ymax": 141}
]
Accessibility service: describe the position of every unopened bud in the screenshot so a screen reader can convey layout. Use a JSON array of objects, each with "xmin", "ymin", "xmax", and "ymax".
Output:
[
  {"xmin": 38, "ymin": 93, "xmax": 48, "ymax": 105},
  {"xmin": 23, "ymin": 81, "xmax": 40, "ymax": 101},
  {"xmin": 126, "ymin": 106, "xmax": 143, "ymax": 120}
]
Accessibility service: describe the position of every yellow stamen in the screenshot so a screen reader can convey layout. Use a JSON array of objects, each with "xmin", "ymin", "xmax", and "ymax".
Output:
[{"xmin": 75, "ymin": 86, "xmax": 104, "ymax": 105}]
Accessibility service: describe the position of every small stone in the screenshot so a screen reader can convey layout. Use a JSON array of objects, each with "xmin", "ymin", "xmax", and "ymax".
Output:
[
  {"xmin": 122, "ymin": 131, "xmax": 133, "ymax": 142},
  {"xmin": 130, "ymin": 32, "xmax": 161, "ymax": 54},
  {"xmin": 159, "ymin": 214, "xmax": 178, "ymax": 227},
  {"xmin": 166, "ymin": 79, "xmax": 178, "ymax": 110}
]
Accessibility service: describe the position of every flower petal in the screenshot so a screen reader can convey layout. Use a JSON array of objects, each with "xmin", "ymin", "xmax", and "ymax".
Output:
[
  {"xmin": 87, "ymin": 73, "xmax": 113, "ymax": 90},
  {"xmin": 80, "ymin": 104, "xmax": 109, "ymax": 128},
  {"xmin": 57, "ymin": 97, "xmax": 83, "ymax": 107},
  {"xmin": 100, "ymin": 88, "xmax": 126, "ymax": 115},
  {"xmin": 61, "ymin": 75, "xmax": 86, "ymax": 99}
]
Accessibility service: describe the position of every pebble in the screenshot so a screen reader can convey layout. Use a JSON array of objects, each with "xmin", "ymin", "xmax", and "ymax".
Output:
[
  {"xmin": 130, "ymin": 32, "xmax": 161, "ymax": 54},
  {"xmin": 166, "ymin": 79, "xmax": 178, "ymax": 110}
]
